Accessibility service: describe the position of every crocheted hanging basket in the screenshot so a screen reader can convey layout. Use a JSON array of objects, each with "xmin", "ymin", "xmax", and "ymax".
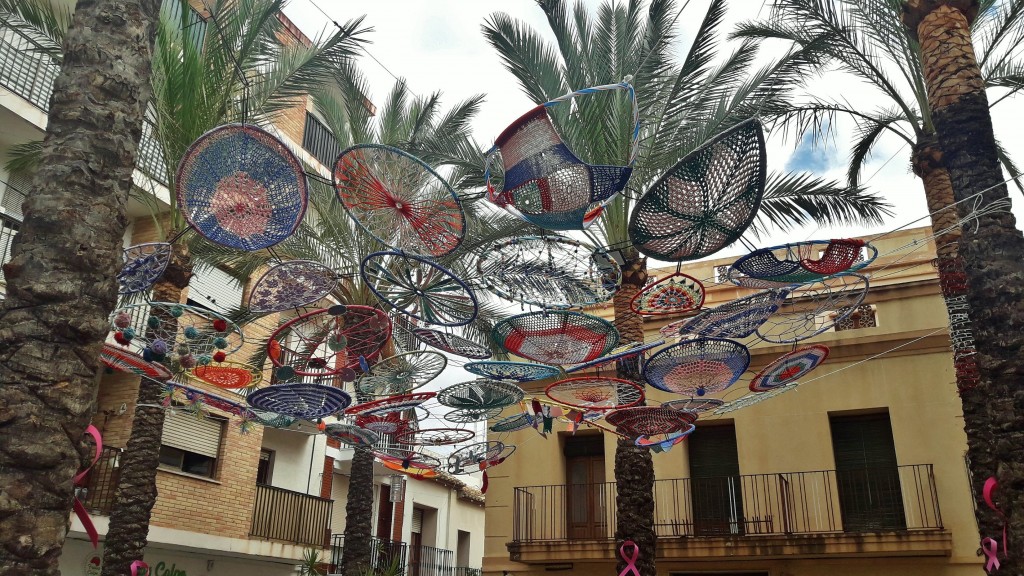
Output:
[
  {"xmin": 630, "ymin": 272, "xmax": 706, "ymax": 316},
  {"xmin": 436, "ymin": 380, "xmax": 525, "ymax": 411},
  {"xmin": 248, "ymin": 260, "xmax": 338, "ymax": 314},
  {"xmin": 756, "ymin": 274, "xmax": 869, "ymax": 344},
  {"xmin": 564, "ymin": 340, "xmax": 663, "ymax": 374},
  {"xmin": 545, "ymin": 376, "xmax": 644, "ymax": 412},
  {"xmin": 729, "ymin": 239, "xmax": 877, "ymax": 288},
  {"xmin": 362, "ymin": 251, "xmax": 478, "ymax": 327},
  {"xmin": 629, "ymin": 118, "xmax": 766, "ymax": 261},
  {"xmin": 346, "ymin": 392, "xmax": 437, "ymax": 417},
  {"xmin": 463, "ymin": 361, "xmax": 561, "ymax": 382},
  {"xmin": 642, "ymin": 338, "xmax": 751, "ymax": 397},
  {"xmin": 333, "ymin": 143, "xmax": 465, "ymax": 258},
  {"xmin": 447, "ymin": 441, "xmax": 509, "ymax": 475},
  {"xmin": 677, "ymin": 288, "xmax": 790, "ymax": 339},
  {"xmin": 661, "ymin": 398, "xmax": 725, "ymax": 414},
  {"xmin": 354, "ymin": 412, "xmax": 411, "ymax": 436},
  {"xmin": 396, "ymin": 427, "xmax": 476, "ymax": 447},
  {"xmin": 489, "ymin": 412, "xmax": 534, "ymax": 433},
  {"xmin": 325, "ymin": 423, "xmax": 380, "ymax": 448},
  {"xmin": 492, "ymin": 311, "xmax": 620, "ymax": 365},
  {"xmin": 714, "ymin": 383, "xmax": 798, "ymax": 415},
  {"xmin": 177, "ymin": 124, "xmax": 307, "ymax": 251},
  {"xmin": 268, "ymin": 306, "xmax": 392, "ymax": 377},
  {"xmin": 413, "ymin": 328, "xmax": 492, "ymax": 360},
  {"xmin": 189, "ymin": 361, "xmax": 263, "ymax": 390},
  {"xmin": 477, "ymin": 235, "xmax": 621, "ymax": 309},
  {"xmin": 109, "ymin": 302, "xmax": 243, "ymax": 366},
  {"xmin": 485, "ymin": 82, "xmax": 639, "ymax": 231},
  {"xmin": 356, "ymin": 351, "xmax": 447, "ymax": 397},
  {"xmin": 605, "ymin": 406, "xmax": 698, "ymax": 437},
  {"xmin": 749, "ymin": 345, "xmax": 830, "ymax": 392},
  {"xmin": 444, "ymin": 406, "xmax": 503, "ymax": 424},
  {"xmin": 100, "ymin": 343, "xmax": 172, "ymax": 381},
  {"xmin": 118, "ymin": 242, "xmax": 172, "ymax": 295},
  {"xmin": 246, "ymin": 383, "xmax": 352, "ymax": 420}
]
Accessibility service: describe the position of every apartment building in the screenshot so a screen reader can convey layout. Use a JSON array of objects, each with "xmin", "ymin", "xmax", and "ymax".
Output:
[
  {"xmin": 0, "ymin": 4, "xmax": 484, "ymax": 576},
  {"xmin": 483, "ymin": 226, "xmax": 983, "ymax": 576}
]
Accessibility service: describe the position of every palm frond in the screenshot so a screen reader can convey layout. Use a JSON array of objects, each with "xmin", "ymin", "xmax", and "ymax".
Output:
[
  {"xmin": 0, "ymin": 0, "xmax": 69, "ymax": 61},
  {"xmin": 752, "ymin": 171, "xmax": 893, "ymax": 236}
]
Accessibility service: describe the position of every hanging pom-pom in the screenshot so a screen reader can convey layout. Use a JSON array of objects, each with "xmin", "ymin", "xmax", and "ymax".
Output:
[
  {"xmin": 147, "ymin": 315, "xmax": 161, "ymax": 330},
  {"xmin": 213, "ymin": 351, "xmax": 227, "ymax": 363},
  {"xmin": 142, "ymin": 348, "xmax": 154, "ymax": 362},
  {"xmin": 213, "ymin": 337, "xmax": 228, "ymax": 350},
  {"xmin": 359, "ymin": 356, "xmax": 370, "ymax": 373},
  {"xmin": 151, "ymin": 339, "xmax": 168, "ymax": 355},
  {"xmin": 114, "ymin": 331, "xmax": 130, "ymax": 346},
  {"xmin": 268, "ymin": 339, "xmax": 281, "ymax": 361},
  {"xmin": 482, "ymin": 471, "xmax": 489, "ymax": 494},
  {"xmin": 170, "ymin": 305, "xmax": 184, "ymax": 318},
  {"xmin": 197, "ymin": 354, "xmax": 212, "ymax": 366},
  {"xmin": 114, "ymin": 312, "xmax": 132, "ymax": 329},
  {"xmin": 317, "ymin": 419, "xmax": 326, "ymax": 432},
  {"xmin": 212, "ymin": 319, "xmax": 228, "ymax": 332},
  {"xmin": 275, "ymin": 365, "xmax": 295, "ymax": 381},
  {"xmin": 183, "ymin": 326, "xmax": 199, "ymax": 339},
  {"xmin": 179, "ymin": 354, "xmax": 197, "ymax": 369}
]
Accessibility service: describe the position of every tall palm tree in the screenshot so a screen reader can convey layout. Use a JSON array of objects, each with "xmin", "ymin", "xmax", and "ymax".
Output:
[
  {"xmin": 903, "ymin": 0, "xmax": 1024, "ymax": 566},
  {"xmin": 0, "ymin": 0, "xmax": 162, "ymax": 573},
  {"xmin": 483, "ymin": 1, "xmax": 891, "ymax": 573},
  {"xmin": 733, "ymin": 0, "xmax": 1024, "ymax": 394}
]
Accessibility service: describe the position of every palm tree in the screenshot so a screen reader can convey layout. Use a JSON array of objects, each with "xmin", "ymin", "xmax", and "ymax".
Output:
[
  {"xmin": 0, "ymin": 0, "xmax": 161, "ymax": 573},
  {"xmin": 733, "ymin": 0, "xmax": 1024, "ymax": 395},
  {"xmin": 903, "ymin": 0, "xmax": 1024, "ymax": 567},
  {"xmin": 483, "ymin": 1, "xmax": 891, "ymax": 573}
]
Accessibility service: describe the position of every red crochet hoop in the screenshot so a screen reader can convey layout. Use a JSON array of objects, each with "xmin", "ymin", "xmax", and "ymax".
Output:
[
  {"xmin": 268, "ymin": 306, "xmax": 392, "ymax": 377},
  {"xmin": 189, "ymin": 362, "xmax": 263, "ymax": 389},
  {"xmin": 605, "ymin": 406, "xmax": 698, "ymax": 437},
  {"xmin": 545, "ymin": 377, "xmax": 645, "ymax": 412},
  {"xmin": 346, "ymin": 392, "xmax": 437, "ymax": 417}
]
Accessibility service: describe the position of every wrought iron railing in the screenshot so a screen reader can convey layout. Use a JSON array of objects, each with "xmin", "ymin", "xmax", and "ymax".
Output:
[
  {"xmin": 250, "ymin": 483, "xmax": 333, "ymax": 547},
  {"xmin": 513, "ymin": 464, "xmax": 942, "ymax": 543},
  {"xmin": 0, "ymin": 210, "xmax": 21, "ymax": 284},
  {"xmin": 303, "ymin": 112, "xmax": 341, "ymax": 167},
  {"xmin": 409, "ymin": 544, "xmax": 454, "ymax": 576},
  {"xmin": 76, "ymin": 446, "xmax": 123, "ymax": 515},
  {"xmin": 0, "ymin": 25, "xmax": 58, "ymax": 110},
  {"xmin": 329, "ymin": 534, "xmax": 408, "ymax": 575},
  {"xmin": 454, "ymin": 567, "xmax": 481, "ymax": 576}
]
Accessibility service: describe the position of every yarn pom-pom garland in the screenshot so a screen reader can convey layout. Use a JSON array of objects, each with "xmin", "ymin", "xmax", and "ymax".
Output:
[
  {"xmin": 463, "ymin": 361, "xmax": 561, "ymax": 383},
  {"xmin": 642, "ymin": 338, "xmax": 750, "ymax": 397},
  {"xmin": 436, "ymin": 380, "xmax": 525, "ymax": 411},
  {"xmin": 356, "ymin": 351, "xmax": 447, "ymax": 397},
  {"xmin": 630, "ymin": 272, "xmax": 705, "ymax": 316},
  {"xmin": 362, "ymin": 251, "xmax": 478, "ymax": 327},
  {"xmin": 268, "ymin": 306, "xmax": 391, "ymax": 377},
  {"xmin": 749, "ymin": 345, "xmax": 830, "ymax": 392},
  {"xmin": 729, "ymin": 239, "xmax": 876, "ymax": 288},
  {"xmin": 176, "ymin": 124, "xmax": 307, "ymax": 251},
  {"xmin": 118, "ymin": 242, "xmax": 172, "ymax": 295},
  {"xmin": 99, "ymin": 343, "xmax": 172, "ymax": 381},
  {"xmin": 545, "ymin": 376, "xmax": 644, "ymax": 411},
  {"xmin": 324, "ymin": 423, "xmax": 380, "ymax": 448},
  {"xmin": 109, "ymin": 302, "xmax": 243, "ymax": 363},
  {"xmin": 413, "ymin": 328, "xmax": 492, "ymax": 360},
  {"xmin": 605, "ymin": 406, "xmax": 698, "ymax": 438},
  {"xmin": 756, "ymin": 274, "xmax": 869, "ymax": 344},
  {"xmin": 246, "ymin": 383, "xmax": 352, "ymax": 420},
  {"xmin": 677, "ymin": 288, "xmax": 790, "ymax": 339},
  {"xmin": 189, "ymin": 361, "xmax": 263, "ymax": 390},
  {"xmin": 492, "ymin": 311, "xmax": 619, "ymax": 365},
  {"xmin": 248, "ymin": 260, "xmax": 338, "ymax": 314}
]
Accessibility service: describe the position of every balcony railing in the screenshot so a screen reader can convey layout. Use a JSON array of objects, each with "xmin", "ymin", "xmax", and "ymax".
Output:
[
  {"xmin": 76, "ymin": 446, "xmax": 124, "ymax": 516},
  {"xmin": 329, "ymin": 534, "xmax": 408, "ymax": 575},
  {"xmin": 0, "ymin": 25, "xmax": 58, "ymax": 111},
  {"xmin": 250, "ymin": 483, "xmax": 333, "ymax": 547},
  {"xmin": 454, "ymin": 567, "xmax": 481, "ymax": 576},
  {"xmin": 513, "ymin": 464, "xmax": 942, "ymax": 543},
  {"xmin": 0, "ymin": 210, "xmax": 21, "ymax": 284},
  {"xmin": 409, "ymin": 544, "xmax": 454, "ymax": 576}
]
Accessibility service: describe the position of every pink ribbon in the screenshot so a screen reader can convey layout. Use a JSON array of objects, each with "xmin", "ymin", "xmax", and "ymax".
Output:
[
  {"xmin": 73, "ymin": 425, "xmax": 102, "ymax": 548},
  {"xmin": 618, "ymin": 540, "xmax": 640, "ymax": 576},
  {"xmin": 983, "ymin": 538, "xmax": 1000, "ymax": 572},
  {"xmin": 131, "ymin": 560, "xmax": 149, "ymax": 576},
  {"xmin": 981, "ymin": 476, "xmax": 1008, "ymax": 572}
]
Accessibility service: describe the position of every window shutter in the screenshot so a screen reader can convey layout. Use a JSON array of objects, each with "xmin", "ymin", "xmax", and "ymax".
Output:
[
  {"xmin": 161, "ymin": 410, "xmax": 223, "ymax": 458},
  {"xmin": 411, "ymin": 508, "xmax": 423, "ymax": 534},
  {"xmin": 688, "ymin": 424, "xmax": 740, "ymax": 478},
  {"xmin": 1, "ymin": 174, "xmax": 29, "ymax": 220},
  {"xmin": 188, "ymin": 266, "xmax": 243, "ymax": 313},
  {"xmin": 830, "ymin": 413, "xmax": 898, "ymax": 470}
]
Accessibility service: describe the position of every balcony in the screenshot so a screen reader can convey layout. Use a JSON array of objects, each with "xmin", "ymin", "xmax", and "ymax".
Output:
[
  {"xmin": 250, "ymin": 483, "xmax": 333, "ymax": 547},
  {"xmin": 510, "ymin": 465, "xmax": 949, "ymax": 562},
  {"xmin": 76, "ymin": 446, "xmax": 124, "ymax": 516},
  {"xmin": 409, "ymin": 543, "xmax": 455, "ymax": 576},
  {"xmin": 329, "ymin": 535, "xmax": 408, "ymax": 575}
]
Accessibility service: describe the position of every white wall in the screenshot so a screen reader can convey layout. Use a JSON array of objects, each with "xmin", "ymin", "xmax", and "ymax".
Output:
[
  {"xmin": 396, "ymin": 478, "xmax": 486, "ymax": 569},
  {"xmin": 61, "ymin": 538, "xmax": 298, "ymax": 576},
  {"xmin": 260, "ymin": 427, "xmax": 326, "ymax": 495}
]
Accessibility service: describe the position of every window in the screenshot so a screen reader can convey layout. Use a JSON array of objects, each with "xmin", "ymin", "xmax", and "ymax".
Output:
[
  {"xmin": 159, "ymin": 409, "xmax": 225, "ymax": 478},
  {"xmin": 688, "ymin": 424, "xmax": 744, "ymax": 536},
  {"xmin": 303, "ymin": 112, "xmax": 341, "ymax": 167},
  {"xmin": 256, "ymin": 449, "xmax": 275, "ymax": 485},
  {"xmin": 829, "ymin": 412, "xmax": 906, "ymax": 531},
  {"xmin": 834, "ymin": 304, "xmax": 877, "ymax": 331},
  {"xmin": 187, "ymin": 266, "xmax": 243, "ymax": 313}
]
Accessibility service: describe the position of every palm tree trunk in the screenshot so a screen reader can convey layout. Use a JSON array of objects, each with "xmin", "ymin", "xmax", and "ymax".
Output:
[
  {"xmin": 612, "ymin": 250, "xmax": 655, "ymax": 576},
  {"xmin": 0, "ymin": 0, "xmax": 160, "ymax": 573},
  {"xmin": 101, "ymin": 244, "xmax": 192, "ymax": 576},
  {"xmin": 340, "ymin": 447, "xmax": 375, "ymax": 576},
  {"xmin": 905, "ymin": 0, "xmax": 1024, "ymax": 565}
]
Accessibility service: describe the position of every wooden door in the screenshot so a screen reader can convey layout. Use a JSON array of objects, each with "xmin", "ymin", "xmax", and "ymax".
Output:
[
  {"xmin": 565, "ymin": 435, "xmax": 606, "ymax": 540},
  {"xmin": 688, "ymin": 424, "xmax": 744, "ymax": 536}
]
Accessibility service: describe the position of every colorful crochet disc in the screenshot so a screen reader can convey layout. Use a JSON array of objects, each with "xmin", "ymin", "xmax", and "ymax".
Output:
[
  {"xmin": 642, "ymin": 338, "xmax": 750, "ymax": 397},
  {"xmin": 362, "ymin": 251, "xmax": 478, "ymax": 327},
  {"xmin": 605, "ymin": 406, "xmax": 698, "ymax": 437},
  {"xmin": 356, "ymin": 351, "xmax": 447, "ymax": 397},
  {"xmin": 436, "ymin": 380, "xmax": 525, "ymax": 410},
  {"xmin": 564, "ymin": 340, "xmax": 663, "ymax": 374},
  {"xmin": 396, "ymin": 427, "xmax": 476, "ymax": 447},
  {"xmin": 477, "ymin": 236, "xmax": 621, "ymax": 309},
  {"xmin": 269, "ymin": 306, "xmax": 392, "ymax": 376},
  {"xmin": 413, "ymin": 328, "xmax": 492, "ymax": 359},
  {"xmin": 333, "ymin": 144, "xmax": 465, "ymax": 258},
  {"xmin": 756, "ymin": 274, "xmax": 869, "ymax": 344},
  {"xmin": 714, "ymin": 383, "xmax": 798, "ymax": 415},
  {"xmin": 444, "ymin": 406, "xmax": 503, "ymax": 424},
  {"xmin": 463, "ymin": 361, "xmax": 561, "ymax": 382},
  {"xmin": 190, "ymin": 362, "xmax": 262, "ymax": 389},
  {"xmin": 325, "ymin": 423, "xmax": 380, "ymax": 448},
  {"xmin": 630, "ymin": 272, "xmax": 705, "ymax": 316},
  {"xmin": 346, "ymin": 392, "xmax": 437, "ymax": 417},
  {"xmin": 729, "ymin": 239, "xmax": 876, "ymax": 288},
  {"xmin": 661, "ymin": 398, "xmax": 725, "ymax": 414},
  {"xmin": 248, "ymin": 260, "xmax": 338, "ymax": 314},
  {"xmin": 492, "ymin": 311, "xmax": 619, "ymax": 365},
  {"xmin": 545, "ymin": 376, "xmax": 644, "ymax": 411},
  {"xmin": 490, "ymin": 412, "xmax": 534, "ymax": 433},
  {"xmin": 447, "ymin": 441, "xmax": 508, "ymax": 475},
  {"xmin": 354, "ymin": 412, "xmax": 410, "ymax": 436},
  {"xmin": 677, "ymin": 288, "xmax": 790, "ymax": 338},
  {"xmin": 100, "ymin": 343, "xmax": 172, "ymax": 381},
  {"xmin": 635, "ymin": 424, "xmax": 696, "ymax": 451},
  {"xmin": 629, "ymin": 119, "xmax": 766, "ymax": 261},
  {"xmin": 177, "ymin": 124, "xmax": 307, "ymax": 251},
  {"xmin": 749, "ymin": 345, "xmax": 830, "ymax": 392},
  {"xmin": 375, "ymin": 448, "xmax": 442, "ymax": 471},
  {"xmin": 246, "ymin": 383, "xmax": 352, "ymax": 420},
  {"xmin": 118, "ymin": 242, "xmax": 172, "ymax": 295}
]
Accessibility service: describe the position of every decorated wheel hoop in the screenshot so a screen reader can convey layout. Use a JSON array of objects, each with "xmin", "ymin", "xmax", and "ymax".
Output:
[
  {"xmin": 630, "ymin": 272, "xmax": 705, "ymax": 316},
  {"xmin": 713, "ymin": 383, "xmax": 798, "ymax": 415},
  {"xmin": 396, "ymin": 427, "xmax": 475, "ymax": 447},
  {"xmin": 756, "ymin": 274, "xmax": 869, "ymax": 344},
  {"xmin": 324, "ymin": 423, "xmax": 380, "ymax": 448},
  {"xmin": 248, "ymin": 260, "xmax": 338, "ymax": 314},
  {"xmin": 413, "ymin": 328, "xmax": 491, "ymax": 360},
  {"xmin": 356, "ymin": 351, "xmax": 447, "ymax": 397},
  {"xmin": 190, "ymin": 361, "xmax": 263, "ymax": 389},
  {"xmin": 477, "ymin": 236, "xmax": 621, "ymax": 309},
  {"xmin": 489, "ymin": 412, "xmax": 534, "ymax": 433},
  {"xmin": 464, "ymin": 361, "xmax": 561, "ymax": 382},
  {"xmin": 118, "ymin": 242, "xmax": 172, "ymax": 295},
  {"xmin": 628, "ymin": 119, "xmax": 766, "ymax": 262},
  {"xmin": 333, "ymin": 144, "xmax": 465, "ymax": 258},
  {"xmin": 545, "ymin": 377, "xmax": 644, "ymax": 411},
  {"xmin": 605, "ymin": 406, "xmax": 698, "ymax": 438},
  {"xmin": 177, "ymin": 124, "xmax": 307, "ymax": 251},
  {"xmin": 252, "ymin": 409, "xmax": 297, "ymax": 429},
  {"xmin": 374, "ymin": 448, "xmax": 442, "ymax": 471},
  {"xmin": 678, "ymin": 288, "xmax": 790, "ymax": 338},
  {"xmin": 100, "ymin": 343, "xmax": 172, "ymax": 381},
  {"xmin": 447, "ymin": 441, "xmax": 508, "ymax": 475},
  {"xmin": 444, "ymin": 406, "xmax": 503, "ymax": 424},
  {"xmin": 642, "ymin": 338, "xmax": 750, "ymax": 397},
  {"xmin": 749, "ymin": 345, "xmax": 830, "ymax": 392},
  {"xmin": 729, "ymin": 239, "xmax": 876, "ymax": 288},
  {"xmin": 109, "ymin": 302, "xmax": 243, "ymax": 368},
  {"xmin": 362, "ymin": 251, "xmax": 478, "ymax": 327},
  {"xmin": 436, "ymin": 380, "xmax": 525, "ymax": 410},
  {"xmin": 492, "ymin": 310, "xmax": 619, "ymax": 365},
  {"xmin": 268, "ymin": 306, "xmax": 392, "ymax": 378},
  {"xmin": 564, "ymin": 340, "xmax": 664, "ymax": 374},
  {"xmin": 355, "ymin": 412, "xmax": 412, "ymax": 436},
  {"xmin": 661, "ymin": 398, "xmax": 725, "ymax": 414},
  {"xmin": 246, "ymin": 383, "xmax": 352, "ymax": 420},
  {"xmin": 346, "ymin": 392, "xmax": 437, "ymax": 417},
  {"xmin": 635, "ymin": 425, "xmax": 696, "ymax": 451}
]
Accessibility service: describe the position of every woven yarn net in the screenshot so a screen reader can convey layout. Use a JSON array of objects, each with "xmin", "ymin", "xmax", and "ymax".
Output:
[
  {"xmin": 333, "ymin": 144, "xmax": 465, "ymax": 257},
  {"xmin": 110, "ymin": 302, "xmax": 244, "ymax": 367},
  {"xmin": 605, "ymin": 406, "xmax": 698, "ymax": 437},
  {"xmin": 545, "ymin": 376, "xmax": 644, "ymax": 411},
  {"xmin": 447, "ymin": 441, "xmax": 507, "ymax": 475},
  {"xmin": 729, "ymin": 239, "xmax": 875, "ymax": 288},
  {"xmin": 492, "ymin": 311, "xmax": 619, "ymax": 365},
  {"xmin": 749, "ymin": 345, "xmax": 830, "ymax": 392},
  {"xmin": 248, "ymin": 260, "xmax": 338, "ymax": 314},
  {"xmin": 252, "ymin": 409, "xmax": 296, "ymax": 429},
  {"xmin": 630, "ymin": 272, "xmax": 705, "ymax": 316},
  {"xmin": 246, "ymin": 383, "xmax": 352, "ymax": 420},
  {"xmin": 629, "ymin": 119, "xmax": 766, "ymax": 261},
  {"xmin": 362, "ymin": 251, "xmax": 478, "ymax": 327},
  {"xmin": 413, "ymin": 328, "xmax": 491, "ymax": 359},
  {"xmin": 444, "ymin": 406, "xmax": 503, "ymax": 423},
  {"xmin": 177, "ymin": 124, "xmax": 307, "ymax": 251},
  {"xmin": 488, "ymin": 106, "xmax": 631, "ymax": 231},
  {"xmin": 490, "ymin": 412, "xmax": 534, "ymax": 433},
  {"xmin": 269, "ymin": 306, "xmax": 392, "ymax": 377},
  {"xmin": 100, "ymin": 343, "xmax": 172, "ymax": 381},
  {"xmin": 346, "ymin": 392, "xmax": 436, "ymax": 417},
  {"xmin": 678, "ymin": 288, "xmax": 789, "ymax": 338},
  {"xmin": 564, "ymin": 340, "xmax": 662, "ymax": 374},
  {"xmin": 477, "ymin": 236, "xmax": 621, "ymax": 309},
  {"xmin": 464, "ymin": 361, "xmax": 561, "ymax": 382},
  {"xmin": 190, "ymin": 362, "xmax": 262, "ymax": 389},
  {"xmin": 642, "ymin": 338, "xmax": 750, "ymax": 396},
  {"xmin": 396, "ymin": 427, "xmax": 475, "ymax": 447},
  {"xmin": 118, "ymin": 242, "xmax": 172, "ymax": 295},
  {"xmin": 756, "ymin": 274, "xmax": 869, "ymax": 344},
  {"xmin": 325, "ymin": 423, "xmax": 380, "ymax": 448},
  {"xmin": 661, "ymin": 398, "xmax": 724, "ymax": 414},
  {"xmin": 436, "ymin": 380, "xmax": 525, "ymax": 410},
  {"xmin": 354, "ymin": 412, "xmax": 411, "ymax": 436},
  {"xmin": 356, "ymin": 351, "xmax": 447, "ymax": 397},
  {"xmin": 634, "ymin": 425, "xmax": 696, "ymax": 451},
  {"xmin": 714, "ymin": 383, "xmax": 798, "ymax": 415},
  {"xmin": 374, "ymin": 448, "xmax": 442, "ymax": 471}
]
